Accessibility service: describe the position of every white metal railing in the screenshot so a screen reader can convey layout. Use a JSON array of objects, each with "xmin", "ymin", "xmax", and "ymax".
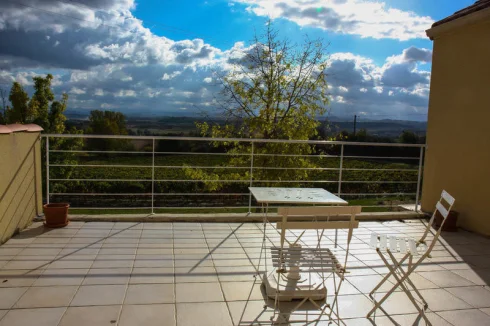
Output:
[{"xmin": 42, "ymin": 134, "xmax": 425, "ymax": 213}]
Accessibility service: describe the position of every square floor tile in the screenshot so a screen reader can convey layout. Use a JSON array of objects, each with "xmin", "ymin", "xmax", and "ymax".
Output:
[
  {"xmin": 176, "ymin": 282, "xmax": 224, "ymax": 303},
  {"xmin": 177, "ymin": 302, "xmax": 232, "ymax": 326},
  {"xmin": 58, "ymin": 305, "xmax": 121, "ymax": 326},
  {"xmin": 130, "ymin": 267, "xmax": 174, "ymax": 284},
  {"xmin": 221, "ymin": 281, "xmax": 264, "ymax": 301},
  {"xmin": 0, "ymin": 307, "xmax": 66, "ymax": 326},
  {"xmin": 70, "ymin": 285, "xmax": 126, "ymax": 306},
  {"xmin": 451, "ymin": 268, "xmax": 490, "ymax": 286},
  {"xmin": 481, "ymin": 307, "xmax": 490, "ymax": 316},
  {"xmin": 372, "ymin": 291, "xmax": 420, "ymax": 315},
  {"xmin": 0, "ymin": 287, "xmax": 28, "ymax": 309},
  {"xmin": 418, "ymin": 270, "xmax": 475, "ymax": 287},
  {"xmin": 438, "ymin": 309, "xmax": 490, "ymax": 325},
  {"xmin": 446, "ymin": 286, "xmax": 490, "ymax": 308},
  {"xmin": 34, "ymin": 269, "xmax": 88, "ymax": 286},
  {"xmin": 215, "ymin": 266, "xmax": 257, "ymax": 282},
  {"xmin": 420, "ymin": 288, "xmax": 471, "ymax": 311},
  {"xmin": 335, "ymin": 294, "xmax": 374, "ymax": 319},
  {"xmin": 92, "ymin": 255, "xmax": 134, "ymax": 268},
  {"xmin": 368, "ymin": 312, "xmax": 451, "ymax": 326},
  {"xmin": 119, "ymin": 304, "xmax": 175, "ymax": 326},
  {"xmin": 346, "ymin": 274, "xmax": 395, "ymax": 294},
  {"xmin": 175, "ymin": 267, "xmax": 218, "ymax": 283},
  {"xmin": 83, "ymin": 268, "xmax": 131, "ymax": 285},
  {"xmin": 124, "ymin": 284, "xmax": 174, "ymax": 304},
  {"xmin": 0, "ymin": 270, "xmax": 42, "ymax": 287},
  {"xmin": 14, "ymin": 285, "xmax": 77, "ymax": 308},
  {"xmin": 48, "ymin": 255, "xmax": 96, "ymax": 269},
  {"xmin": 228, "ymin": 300, "xmax": 275, "ymax": 325},
  {"xmin": 134, "ymin": 255, "xmax": 173, "ymax": 268}
]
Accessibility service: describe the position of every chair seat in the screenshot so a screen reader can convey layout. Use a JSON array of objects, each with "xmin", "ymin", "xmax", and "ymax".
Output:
[
  {"xmin": 270, "ymin": 246, "xmax": 342, "ymax": 272},
  {"xmin": 370, "ymin": 233, "xmax": 420, "ymax": 256}
]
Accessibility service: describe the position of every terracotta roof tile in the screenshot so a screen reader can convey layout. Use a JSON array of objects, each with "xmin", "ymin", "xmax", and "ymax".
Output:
[
  {"xmin": 0, "ymin": 123, "xmax": 44, "ymax": 134},
  {"xmin": 0, "ymin": 125, "xmax": 12, "ymax": 134}
]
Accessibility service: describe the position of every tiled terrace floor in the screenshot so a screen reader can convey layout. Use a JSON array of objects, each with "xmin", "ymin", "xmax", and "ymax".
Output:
[{"xmin": 0, "ymin": 220, "xmax": 490, "ymax": 325}]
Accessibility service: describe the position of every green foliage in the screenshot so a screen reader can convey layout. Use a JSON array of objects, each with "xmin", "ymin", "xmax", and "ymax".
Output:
[
  {"xmin": 7, "ymin": 82, "xmax": 31, "ymax": 123},
  {"xmin": 191, "ymin": 22, "xmax": 331, "ymax": 190},
  {"xmin": 399, "ymin": 130, "xmax": 420, "ymax": 144},
  {"xmin": 86, "ymin": 110, "xmax": 132, "ymax": 151},
  {"xmin": 31, "ymin": 74, "xmax": 55, "ymax": 129}
]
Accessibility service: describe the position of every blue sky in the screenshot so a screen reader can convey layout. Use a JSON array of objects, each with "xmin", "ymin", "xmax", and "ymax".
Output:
[
  {"xmin": 134, "ymin": 0, "xmax": 472, "ymax": 65},
  {"xmin": 0, "ymin": 0, "xmax": 476, "ymax": 121}
]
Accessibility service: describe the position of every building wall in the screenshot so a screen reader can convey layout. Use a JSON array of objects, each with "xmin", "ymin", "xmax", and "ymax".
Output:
[
  {"xmin": 0, "ymin": 132, "xmax": 43, "ymax": 243},
  {"xmin": 422, "ymin": 17, "xmax": 490, "ymax": 235}
]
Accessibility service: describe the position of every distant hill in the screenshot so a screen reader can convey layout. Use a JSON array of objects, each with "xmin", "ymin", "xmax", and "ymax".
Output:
[
  {"xmin": 326, "ymin": 119, "xmax": 426, "ymax": 137},
  {"xmin": 65, "ymin": 109, "xmax": 426, "ymax": 138}
]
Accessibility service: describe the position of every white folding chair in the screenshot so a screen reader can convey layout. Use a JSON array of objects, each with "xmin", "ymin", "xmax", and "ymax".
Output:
[
  {"xmin": 265, "ymin": 206, "xmax": 361, "ymax": 325},
  {"xmin": 367, "ymin": 190, "xmax": 456, "ymax": 324}
]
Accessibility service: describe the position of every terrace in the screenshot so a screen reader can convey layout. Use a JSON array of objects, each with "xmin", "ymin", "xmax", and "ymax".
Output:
[
  {"xmin": 2, "ymin": 130, "xmax": 490, "ymax": 325},
  {"xmin": 0, "ymin": 219, "xmax": 489, "ymax": 325}
]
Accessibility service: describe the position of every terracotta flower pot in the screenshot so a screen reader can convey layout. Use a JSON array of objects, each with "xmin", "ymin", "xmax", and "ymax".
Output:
[
  {"xmin": 432, "ymin": 210, "xmax": 458, "ymax": 232},
  {"xmin": 43, "ymin": 203, "xmax": 70, "ymax": 228}
]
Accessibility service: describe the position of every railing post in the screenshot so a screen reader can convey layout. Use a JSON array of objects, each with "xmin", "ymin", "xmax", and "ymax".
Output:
[
  {"xmin": 337, "ymin": 144, "xmax": 344, "ymax": 196},
  {"xmin": 46, "ymin": 136, "xmax": 50, "ymax": 204},
  {"xmin": 248, "ymin": 141, "xmax": 254, "ymax": 214},
  {"xmin": 415, "ymin": 146, "xmax": 424, "ymax": 212},
  {"xmin": 151, "ymin": 138, "xmax": 156, "ymax": 215}
]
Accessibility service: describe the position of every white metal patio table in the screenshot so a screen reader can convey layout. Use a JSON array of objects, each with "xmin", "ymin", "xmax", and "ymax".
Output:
[
  {"xmin": 247, "ymin": 187, "xmax": 350, "ymax": 324},
  {"xmin": 248, "ymin": 187, "xmax": 348, "ymax": 250},
  {"xmin": 248, "ymin": 187, "xmax": 347, "ymax": 281}
]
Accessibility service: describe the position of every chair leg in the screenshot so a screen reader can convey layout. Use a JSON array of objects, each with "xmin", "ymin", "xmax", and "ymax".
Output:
[
  {"xmin": 368, "ymin": 251, "xmax": 431, "ymax": 325},
  {"xmin": 385, "ymin": 250, "xmax": 428, "ymax": 307},
  {"xmin": 369, "ymin": 250, "xmax": 410, "ymax": 297}
]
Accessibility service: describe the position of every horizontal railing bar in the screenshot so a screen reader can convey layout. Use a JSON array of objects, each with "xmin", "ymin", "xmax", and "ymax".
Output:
[
  {"xmin": 49, "ymin": 164, "xmax": 153, "ymax": 168},
  {"xmin": 343, "ymin": 155, "xmax": 419, "ymax": 160},
  {"xmin": 251, "ymin": 153, "xmax": 339, "ymax": 158},
  {"xmin": 341, "ymin": 181, "xmax": 417, "ymax": 184},
  {"xmin": 49, "ymin": 193, "xmax": 250, "ymax": 196},
  {"xmin": 49, "ymin": 192, "xmax": 415, "ymax": 197},
  {"xmin": 50, "ymin": 179, "xmax": 152, "ymax": 182},
  {"xmin": 50, "ymin": 150, "xmax": 151, "ymax": 154},
  {"xmin": 155, "ymin": 151, "xmax": 249, "ymax": 156},
  {"xmin": 48, "ymin": 164, "xmax": 417, "ymax": 172},
  {"xmin": 49, "ymin": 178, "xmax": 416, "ymax": 184},
  {"xmin": 339, "ymin": 193, "xmax": 416, "ymax": 196},
  {"xmin": 342, "ymin": 168, "xmax": 418, "ymax": 172},
  {"xmin": 41, "ymin": 134, "xmax": 426, "ymax": 148},
  {"xmin": 47, "ymin": 164, "xmax": 418, "ymax": 172},
  {"xmin": 49, "ymin": 150, "xmax": 419, "ymax": 160},
  {"xmin": 67, "ymin": 205, "xmax": 410, "ymax": 210},
  {"xmin": 48, "ymin": 164, "xmax": 341, "ymax": 171}
]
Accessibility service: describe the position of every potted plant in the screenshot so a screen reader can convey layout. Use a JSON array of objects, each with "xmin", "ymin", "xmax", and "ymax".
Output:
[{"xmin": 43, "ymin": 203, "xmax": 70, "ymax": 228}]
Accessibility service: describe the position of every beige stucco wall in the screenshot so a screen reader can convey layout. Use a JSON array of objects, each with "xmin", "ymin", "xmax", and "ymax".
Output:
[
  {"xmin": 422, "ymin": 13, "xmax": 490, "ymax": 235},
  {"xmin": 0, "ymin": 132, "xmax": 43, "ymax": 243}
]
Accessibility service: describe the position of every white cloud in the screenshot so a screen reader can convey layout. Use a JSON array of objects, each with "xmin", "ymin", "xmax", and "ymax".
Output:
[
  {"xmin": 233, "ymin": 0, "xmax": 433, "ymax": 40},
  {"xmin": 0, "ymin": 0, "xmax": 431, "ymax": 119},
  {"xmin": 70, "ymin": 87, "xmax": 86, "ymax": 95},
  {"xmin": 114, "ymin": 89, "xmax": 136, "ymax": 97}
]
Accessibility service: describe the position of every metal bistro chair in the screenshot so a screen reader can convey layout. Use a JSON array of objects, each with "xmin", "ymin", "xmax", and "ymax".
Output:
[
  {"xmin": 367, "ymin": 190, "xmax": 456, "ymax": 324},
  {"xmin": 264, "ymin": 206, "xmax": 361, "ymax": 324}
]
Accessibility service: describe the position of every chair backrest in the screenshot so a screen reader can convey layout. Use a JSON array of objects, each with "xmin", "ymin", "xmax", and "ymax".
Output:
[
  {"xmin": 277, "ymin": 206, "xmax": 361, "ymax": 243},
  {"xmin": 421, "ymin": 190, "xmax": 455, "ymax": 253}
]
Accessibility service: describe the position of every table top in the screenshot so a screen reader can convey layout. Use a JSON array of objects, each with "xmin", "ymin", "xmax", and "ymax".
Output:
[{"xmin": 248, "ymin": 187, "xmax": 348, "ymax": 205}]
